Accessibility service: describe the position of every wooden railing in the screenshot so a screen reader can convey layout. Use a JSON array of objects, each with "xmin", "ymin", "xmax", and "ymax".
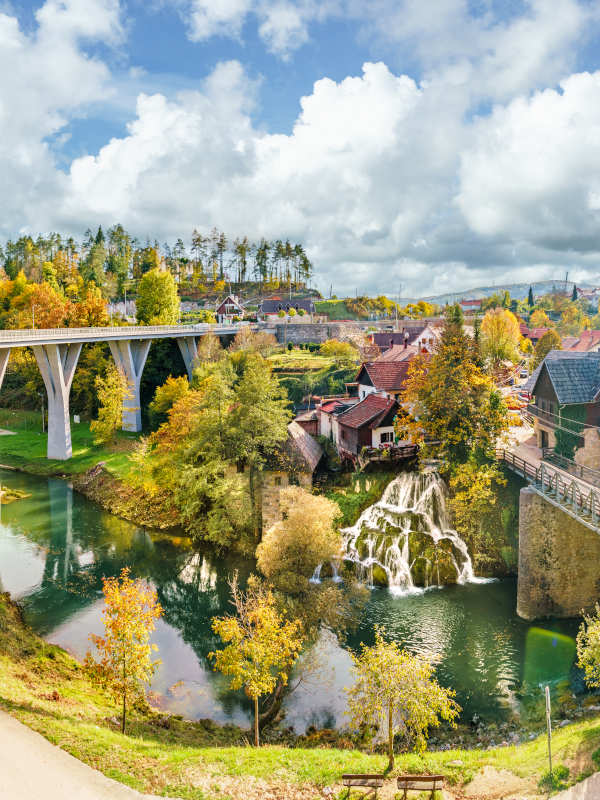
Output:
[{"xmin": 495, "ymin": 448, "xmax": 600, "ymax": 532}]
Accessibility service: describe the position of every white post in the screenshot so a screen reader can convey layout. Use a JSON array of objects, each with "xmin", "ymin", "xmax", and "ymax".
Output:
[
  {"xmin": 177, "ymin": 336, "xmax": 199, "ymax": 381},
  {"xmin": 32, "ymin": 343, "xmax": 82, "ymax": 460},
  {"xmin": 545, "ymin": 685, "xmax": 552, "ymax": 779},
  {"xmin": 109, "ymin": 339, "xmax": 151, "ymax": 432}
]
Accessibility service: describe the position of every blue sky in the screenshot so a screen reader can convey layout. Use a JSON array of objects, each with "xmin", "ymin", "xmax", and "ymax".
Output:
[{"xmin": 4, "ymin": 0, "xmax": 600, "ymax": 296}]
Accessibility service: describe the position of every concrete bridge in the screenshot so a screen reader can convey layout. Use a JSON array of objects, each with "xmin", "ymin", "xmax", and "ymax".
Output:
[
  {"xmin": 0, "ymin": 324, "xmax": 250, "ymax": 460},
  {"xmin": 497, "ymin": 447, "xmax": 600, "ymax": 619}
]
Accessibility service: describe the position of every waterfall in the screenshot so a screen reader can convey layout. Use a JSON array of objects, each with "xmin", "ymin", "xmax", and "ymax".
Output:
[
  {"xmin": 310, "ymin": 563, "xmax": 323, "ymax": 584},
  {"xmin": 341, "ymin": 471, "xmax": 485, "ymax": 595}
]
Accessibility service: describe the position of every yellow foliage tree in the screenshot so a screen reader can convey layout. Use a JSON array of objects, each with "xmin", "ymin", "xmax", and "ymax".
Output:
[
  {"xmin": 210, "ymin": 575, "xmax": 303, "ymax": 746},
  {"xmin": 90, "ymin": 365, "xmax": 131, "ymax": 444},
  {"xmin": 346, "ymin": 629, "xmax": 460, "ymax": 769},
  {"xmin": 480, "ymin": 308, "xmax": 521, "ymax": 365},
  {"xmin": 529, "ymin": 308, "xmax": 552, "ymax": 328},
  {"xmin": 85, "ymin": 567, "xmax": 162, "ymax": 734}
]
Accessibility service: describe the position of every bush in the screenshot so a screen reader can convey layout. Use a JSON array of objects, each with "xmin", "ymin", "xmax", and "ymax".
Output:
[
  {"xmin": 298, "ymin": 308, "xmax": 306, "ymax": 316},
  {"xmin": 538, "ymin": 765, "xmax": 569, "ymax": 792},
  {"xmin": 287, "ymin": 342, "xmax": 293, "ymax": 351}
]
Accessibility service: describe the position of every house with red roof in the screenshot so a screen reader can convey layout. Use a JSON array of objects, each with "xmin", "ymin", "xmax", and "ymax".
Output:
[
  {"xmin": 355, "ymin": 361, "xmax": 411, "ymax": 401},
  {"xmin": 336, "ymin": 394, "xmax": 400, "ymax": 459},
  {"xmin": 519, "ymin": 324, "xmax": 551, "ymax": 346},
  {"xmin": 563, "ymin": 330, "xmax": 600, "ymax": 353}
]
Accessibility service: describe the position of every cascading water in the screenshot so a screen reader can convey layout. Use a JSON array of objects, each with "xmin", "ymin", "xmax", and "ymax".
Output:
[{"xmin": 341, "ymin": 471, "xmax": 485, "ymax": 595}]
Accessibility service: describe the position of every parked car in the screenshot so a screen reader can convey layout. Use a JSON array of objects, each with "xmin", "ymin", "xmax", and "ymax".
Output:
[{"xmin": 519, "ymin": 369, "xmax": 528, "ymax": 378}]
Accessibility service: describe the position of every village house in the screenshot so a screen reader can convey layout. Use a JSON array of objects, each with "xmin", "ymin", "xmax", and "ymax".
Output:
[
  {"xmin": 519, "ymin": 324, "xmax": 551, "ymax": 346},
  {"xmin": 215, "ymin": 295, "xmax": 244, "ymax": 323},
  {"xmin": 355, "ymin": 361, "xmax": 412, "ymax": 401},
  {"xmin": 335, "ymin": 393, "xmax": 401, "ymax": 462},
  {"xmin": 370, "ymin": 326, "xmax": 425, "ymax": 352},
  {"xmin": 261, "ymin": 421, "xmax": 323, "ymax": 531},
  {"xmin": 526, "ymin": 350, "xmax": 600, "ymax": 469},
  {"xmin": 562, "ymin": 330, "xmax": 600, "ymax": 353},
  {"xmin": 257, "ymin": 298, "xmax": 315, "ymax": 321},
  {"xmin": 459, "ymin": 298, "xmax": 483, "ymax": 313}
]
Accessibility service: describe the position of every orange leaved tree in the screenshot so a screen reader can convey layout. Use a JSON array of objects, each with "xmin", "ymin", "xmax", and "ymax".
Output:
[{"xmin": 85, "ymin": 567, "xmax": 162, "ymax": 734}]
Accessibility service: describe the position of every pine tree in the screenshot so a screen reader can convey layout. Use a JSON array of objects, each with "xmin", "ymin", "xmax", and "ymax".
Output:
[
  {"xmin": 528, "ymin": 285, "xmax": 534, "ymax": 307},
  {"xmin": 572, "ymin": 284, "xmax": 578, "ymax": 302}
]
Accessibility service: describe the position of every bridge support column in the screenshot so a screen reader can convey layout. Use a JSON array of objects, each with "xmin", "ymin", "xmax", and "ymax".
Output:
[
  {"xmin": 518, "ymin": 486, "xmax": 600, "ymax": 619},
  {"xmin": 32, "ymin": 343, "xmax": 82, "ymax": 460},
  {"xmin": 0, "ymin": 349, "xmax": 10, "ymax": 392},
  {"xmin": 177, "ymin": 336, "xmax": 199, "ymax": 381},
  {"xmin": 109, "ymin": 339, "xmax": 151, "ymax": 432}
]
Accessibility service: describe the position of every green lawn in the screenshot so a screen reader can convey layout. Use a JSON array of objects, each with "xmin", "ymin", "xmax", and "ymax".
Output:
[
  {"xmin": 0, "ymin": 407, "xmax": 138, "ymax": 480},
  {"xmin": 269, "ymin": 349, "xmax": 335, "ymax": 372},
  {"xmin": 1, "ymin": 593, "xmax": 600, "ymax": 799},
  {"xmin": 315, "ymin": 300, "xmax": 359, "ymax": 320}
]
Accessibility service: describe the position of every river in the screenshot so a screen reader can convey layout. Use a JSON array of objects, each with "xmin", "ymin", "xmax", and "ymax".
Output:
[{"xmin": 0, "ymin": 469, "xmax": 583, "ymax": 731}]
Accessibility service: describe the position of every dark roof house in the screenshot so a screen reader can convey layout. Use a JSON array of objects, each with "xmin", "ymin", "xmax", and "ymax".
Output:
[
  {"xmin": 259, "ymin": 298, "xmax": 316, "ymax": 315},
  {"xmin": 371, "ymin": 327, "xmax": 426, "ymax": 351}
]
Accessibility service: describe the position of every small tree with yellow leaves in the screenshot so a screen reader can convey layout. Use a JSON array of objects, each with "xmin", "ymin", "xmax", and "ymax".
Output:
[
  {"xmin": 85, "ymin": 568, "xmax": 162, "ymax": 734},
  {"xmin": 346, "ymin": 629, "xmax": 460, "ymax": 770},
  {"xmin": 210, "ymin": 574, "xmax": 303, "ymax": 746}
]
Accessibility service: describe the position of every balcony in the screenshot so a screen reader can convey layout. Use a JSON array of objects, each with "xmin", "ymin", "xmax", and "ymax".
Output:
[{"xmin": 527, "ymin": 403, "xmax": 556, "ymax": 425}]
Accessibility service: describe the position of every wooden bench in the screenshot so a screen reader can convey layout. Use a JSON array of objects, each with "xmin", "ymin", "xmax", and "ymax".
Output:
[
  {"xmin": 397, "ymin": 774, "xmax": 444, "ymax": 798},
  {"xmin": 341, "ymin": 773, "xmax": 385, "ymax": 799}
]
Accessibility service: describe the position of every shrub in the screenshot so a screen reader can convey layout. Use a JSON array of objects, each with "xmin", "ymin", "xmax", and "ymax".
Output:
[
  {"xmin": 298, "ymin": 308, "xmax": 306, "ymax": 316},
  {"xmin": 287, "ymin": 342, "xmax": 293, "ymax": 351},
  {"xmin": 538, "ymin": 765, "xmax": 569, "ymax": 792}
]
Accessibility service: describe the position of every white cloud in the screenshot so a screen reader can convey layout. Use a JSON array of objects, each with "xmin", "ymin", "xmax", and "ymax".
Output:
[
  {"xmin": 179, "ymin": 0, "xmax": 340, "ymax": 56},
  {"xmin": 5, "ymin": 0, "xmax": 600, "ymax": 295},
  {"xmin": 457, "ymin": 71, "xmax": 600, "ymax": 251},
  {"xmin": 0, "ymin": 0, "xmax": 122, "ymax": 232}
]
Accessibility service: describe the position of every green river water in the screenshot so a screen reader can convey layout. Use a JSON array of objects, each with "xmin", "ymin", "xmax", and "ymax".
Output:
[{"xmin": 0, "ymin": 469, "xmax": 584, "ymax": 732}]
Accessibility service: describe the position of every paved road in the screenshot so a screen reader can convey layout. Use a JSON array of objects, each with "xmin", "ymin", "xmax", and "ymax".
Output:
[{"xmin": 0, "ymin": 711, "xmax": 175, "ymax": 800}]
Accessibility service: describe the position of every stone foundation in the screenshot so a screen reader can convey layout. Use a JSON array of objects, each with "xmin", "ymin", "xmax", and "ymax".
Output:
[
  {"xmin": 575, "ymin": 428, "xmax": 600, "ymax": 470},
  {"xmin": 517, "ymin": 486, "xmax": 600, "ymax": 619}
]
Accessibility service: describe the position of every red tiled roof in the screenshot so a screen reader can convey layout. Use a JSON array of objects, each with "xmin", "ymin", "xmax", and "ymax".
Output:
[
  {"xmin": 566, "ymin": 330, "xmax": 600, "ymax": 352},
  {"xmin": 520, "ymin": 324, "xmax": 551, "ymax": 339},
  {"xmin": 337, "ymin": 393, "xmax": 398, "ymax": 429},
  {"xmin": 374, "ymin": 344, "xmax": 419, "ymax": 362},
  {"xmin": 357, "ymin": 361, "xmax": 411, "ymax": 393}
]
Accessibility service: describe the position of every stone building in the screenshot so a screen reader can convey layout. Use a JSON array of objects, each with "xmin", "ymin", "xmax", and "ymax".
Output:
[{"xmin": 260, "ymin": 421, "xmax": 323, "ymax": 532}]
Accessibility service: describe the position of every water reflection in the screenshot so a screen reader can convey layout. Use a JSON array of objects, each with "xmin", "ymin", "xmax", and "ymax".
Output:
[{"xmin": 0, "ymin": 469, "xmax": 584, "ymax": 731}]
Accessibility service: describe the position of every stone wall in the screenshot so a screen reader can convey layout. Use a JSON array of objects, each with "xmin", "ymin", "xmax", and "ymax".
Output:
[
  {"xmin": 273, "ymin": 322, "xmax": 361, "ymax": 345},
  {"xmin": 517, "ymin": 486, "xmax": 600, "ymax": 619},
  {"xmin": 260, "ymin": 470, "xmax": 312, "ymax": 532},
  {"xmin": 575, "ymin": 428, "xmax": 600, "ymax": 470}
]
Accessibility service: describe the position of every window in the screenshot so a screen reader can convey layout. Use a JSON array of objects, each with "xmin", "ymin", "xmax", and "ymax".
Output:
[
  {"xmin": 380, "ymin": 431, "xmax": 394, "ymax": 444},
  {"xmin": 274, "ymin": 476, "xmax": 282, "ymax": 486}
]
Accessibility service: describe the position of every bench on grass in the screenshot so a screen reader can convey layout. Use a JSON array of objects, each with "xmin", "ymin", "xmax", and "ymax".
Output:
[
  {"xmin": 397, "ymin": 774, "xmax": 444, "ymax": 798},
  {"xmin": 341, "ymin": 773, "xmax": 385, "ymax": 798}
]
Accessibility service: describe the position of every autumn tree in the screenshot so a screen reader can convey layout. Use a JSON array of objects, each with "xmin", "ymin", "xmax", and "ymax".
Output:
[
  {"xmin": 577, "ymin": 605, "xmax": 600, "ymax": 689},
  {"xmin": 398, "ymin": 307, "xmax": 508, "ymax": 464},
  {"xmin": 532, "ymin": 328, "xmax": 562, "ymax": 369},
  {"xmin": 346, "ymin": 629, "xmax": 460, "ymax": 769},
  {"xmin": 257, "ymin": 486, "xmax": 341, "ymax": 594},
  {"xmin": 529, "ymin": 308, "xmax": 551, "ymax": 328},
  {"xmin": 90, "ymin": 365, "xmax": 130, "ymax": 444},
  {"xmin": 196, "ymin": 331, "xmax": 224, "ymax": 364},
  {"xmin": 448, "ymin": 461, "xmax": 507, "ymax": 563},
  {"xmin": 148, "ymin": 375, "xmax": 189, "ymax": 429},
  {"xmin": 85, "ymin": 567, "xmax": 162, "ymax": 734},
  {"xmin": 210, "ymin": 575, "xmax": 303, "ymax": 746},
  {"xmin": 480, "ymin": 308, "xmax": 521, "ymax": 365},
  {"xmin": 230, "ymin": 327, "xmax": 278, "ymax": 357},
  {"xmin": 136, "ymin": 268, "xmax": 180, "ymax": 325}
]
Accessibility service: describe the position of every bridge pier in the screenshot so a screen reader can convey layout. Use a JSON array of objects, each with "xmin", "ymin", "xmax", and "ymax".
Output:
[
  {"xmin": 518, "ymin": 486, "xmax": 600, "ymax": 619},
  {"xmin": 176, "ymin": 336, "xmax": 199, "ymax": 381},
  {"xmin": 0, "ymin": 349, "xmax": 10, "ymax": 392},
  {"xmin": 109, "ymin": 339, "xmax": 151, "ymax": 432},
  {"xmin": 32, "ymin": 343, "xmax": 82, "ymax": 460}
]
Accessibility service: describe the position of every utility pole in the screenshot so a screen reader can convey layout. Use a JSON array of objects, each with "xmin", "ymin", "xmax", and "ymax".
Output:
[{"xmin": 545, "ymin": 685, "xmax": 553, "ymax": 779}]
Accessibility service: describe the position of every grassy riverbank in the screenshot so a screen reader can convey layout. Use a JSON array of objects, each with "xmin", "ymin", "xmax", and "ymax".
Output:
[
  {"xmin": 1, "ymin": 592, "xmax": 599, "ymax": 799},
  {"xmin": 0, "ymin": 409, "xmax": 178, "ymax": 528}
]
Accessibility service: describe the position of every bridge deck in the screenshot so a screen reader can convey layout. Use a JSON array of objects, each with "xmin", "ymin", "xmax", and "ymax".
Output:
[
  {"xmin": 497, "ymin": 447, "xmax": 600, "ymax": 534},
  {"xmin": 0, "ymin": 324, "xmax": 247, "ymax": 349}
]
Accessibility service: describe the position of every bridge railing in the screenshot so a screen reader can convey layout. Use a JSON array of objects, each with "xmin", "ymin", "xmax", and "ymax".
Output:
[
  {"xmin": 0, "ymin": 323, "xmax": 248, "ymax": 343},
  {"xmin": 496, "ymin": 448, "xmax": 600, "ymax": 530}
]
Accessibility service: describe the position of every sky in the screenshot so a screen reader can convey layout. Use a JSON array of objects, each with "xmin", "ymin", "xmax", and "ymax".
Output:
[{"xmin": 3, "ymin": 0, "xmax": 600, "ymax": 297}]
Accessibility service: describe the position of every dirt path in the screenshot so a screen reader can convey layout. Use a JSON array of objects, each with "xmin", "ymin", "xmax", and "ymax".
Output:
[{"xmin": 0, "ymin": 710, "xmax": 174, "ymax": 800}]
